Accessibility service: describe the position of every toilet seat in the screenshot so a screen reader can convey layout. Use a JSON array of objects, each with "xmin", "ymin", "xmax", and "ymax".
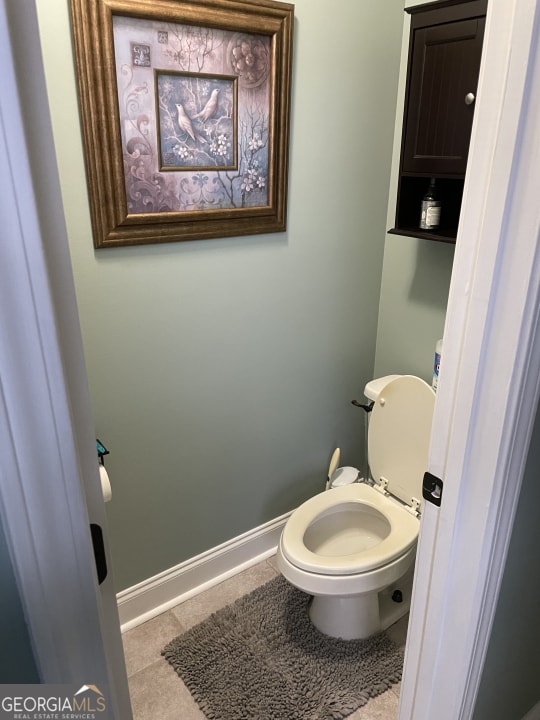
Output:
[
  {"xmin": 281, "ymin": 376, "xmax": 435, "ymax": 578},
  {"xmin": 280, "ymin": 483, "xmax": 419, "ymax": 575}
]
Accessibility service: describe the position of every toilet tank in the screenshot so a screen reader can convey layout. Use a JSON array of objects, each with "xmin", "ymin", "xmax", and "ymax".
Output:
[{"xmin": 364, "ymin": 375, "xmax": 402, "ymax": 402}]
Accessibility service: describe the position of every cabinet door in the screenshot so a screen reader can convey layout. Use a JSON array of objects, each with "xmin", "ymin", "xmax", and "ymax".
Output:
[{"xmin": 402, "ymin": 15, "xmax": 485, "ymax": 176}]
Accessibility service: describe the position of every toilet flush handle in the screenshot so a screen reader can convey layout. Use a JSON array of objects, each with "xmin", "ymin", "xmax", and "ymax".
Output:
[{"xmin": 351, "ymin": 399, "xmax": 374, "ymax": 412}]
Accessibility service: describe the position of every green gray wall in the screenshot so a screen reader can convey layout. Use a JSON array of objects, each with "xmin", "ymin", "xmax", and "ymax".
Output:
[
  {"xmin": 37, "ymin": 1, "xmax": 404, "ymax": 590},
  {"xmin": 374, "ymin": 235, "xmax": 454, "ymax": 381},
  {"xmin": 374, "ymin": 0, "xmax": 455, "ymax": 383}
]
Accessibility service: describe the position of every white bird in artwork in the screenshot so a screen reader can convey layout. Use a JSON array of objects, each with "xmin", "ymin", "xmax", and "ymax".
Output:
[
  {"xmin": 175, "ymin": 103, "xmax": 206, "ymax": 143},
  {"xmin": 192, "ymin": 88, "xmax": 220, "ymax": 123}
]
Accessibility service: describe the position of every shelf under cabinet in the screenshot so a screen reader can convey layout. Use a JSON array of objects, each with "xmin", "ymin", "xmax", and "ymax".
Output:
[
  {"xmin": 388, "ymin": 226, "xmax": 457, "ymax": 244},
  {"xmin": 394, "ymin": 175, "xmax": 463, "ymax": 244}
]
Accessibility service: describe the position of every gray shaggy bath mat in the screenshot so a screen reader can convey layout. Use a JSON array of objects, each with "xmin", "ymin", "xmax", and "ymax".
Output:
[{"xmin": 162, "ymin": 574, "xmax": 403, "ymax": 719}]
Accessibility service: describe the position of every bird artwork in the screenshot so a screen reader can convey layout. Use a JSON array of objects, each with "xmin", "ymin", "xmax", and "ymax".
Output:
[
  {"xmin": 175, "ymin": 102, "xmax": 206, "ymax": 144},
  {"xmin": 192, "ymin": 88, "xmax": 220, "ymax": 123}
]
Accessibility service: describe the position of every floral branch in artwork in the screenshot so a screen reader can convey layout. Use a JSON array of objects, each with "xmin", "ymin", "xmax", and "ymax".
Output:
[
  {"xmin": 176, "ymin": 103, "xmax": 268, "ymax": 212},
  {"xmin": 239, "ymin": 106, "xmax": 268, "ymax": 206},
  {"xmin": 164, "ymin": 25, "xmax": 224, "ymax": 73},
  {"xmin": 216, "ymin": 104, "xmax": 268, "ymax": 209}
]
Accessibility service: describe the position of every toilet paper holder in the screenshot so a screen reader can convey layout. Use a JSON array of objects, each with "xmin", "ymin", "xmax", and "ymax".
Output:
[
  {"xmin": 92, "ymin": 439, "xmax": 112, "ymax": 582},
  {"xmin": 96, "ymin": 439, "xmax": 112, "ymax": 504},
  {"xmin": 96, "ymin": 438, "xmax": 109, "ymax": 465}
]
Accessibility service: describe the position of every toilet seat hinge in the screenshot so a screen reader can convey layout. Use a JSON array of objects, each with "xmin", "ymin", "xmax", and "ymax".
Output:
[
  {"xmin": 406, "ymin": 497, "xmax": 421, "ymax": 517},
  {"xmin": 374, "ymin": 477, "xmax": 389, "ymax": 495}
]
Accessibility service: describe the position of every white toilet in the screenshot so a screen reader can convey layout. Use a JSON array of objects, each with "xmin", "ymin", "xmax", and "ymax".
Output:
[{"xmin": 276, "ymin": 374, "xmax": 435, "ymax": 640}]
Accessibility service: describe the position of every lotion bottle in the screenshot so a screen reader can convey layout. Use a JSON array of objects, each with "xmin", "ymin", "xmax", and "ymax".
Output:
[{"xmin": 420, "ymin": 178, "xmax": 441, "ymax": 230}]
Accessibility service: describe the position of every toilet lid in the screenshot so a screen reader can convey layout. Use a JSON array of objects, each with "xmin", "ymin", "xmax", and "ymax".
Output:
[{"xmin": 368, "ymin": 375, "xmax": 435, "ymax": 508}]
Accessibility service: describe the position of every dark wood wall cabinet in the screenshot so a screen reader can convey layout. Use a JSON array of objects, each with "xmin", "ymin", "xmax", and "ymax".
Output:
[{"xmin": 390, "ymin": 0, "xmax": 487, "ymax": 243}]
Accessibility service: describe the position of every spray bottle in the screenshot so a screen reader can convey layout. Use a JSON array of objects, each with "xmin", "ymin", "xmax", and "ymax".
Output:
[{"xmin": 432, "ymin": 339, "xmax": 443, "ymax": 392}]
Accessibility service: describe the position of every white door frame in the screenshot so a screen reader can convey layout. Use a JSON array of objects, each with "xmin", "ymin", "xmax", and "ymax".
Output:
[
  {"xmin": 1, "ymin": 0, "xmax": 539, "ymax": 716},
  {"xmin": 0, "ymin": 2, "xmax": 131, "ymax": 716},
  {"xmin": 399, "ymin": 1, "xmax": 540, "ymax": 717}
]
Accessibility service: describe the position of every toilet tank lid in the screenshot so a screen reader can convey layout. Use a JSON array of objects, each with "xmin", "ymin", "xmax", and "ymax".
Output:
[{"xmin": 364, "ymin": 375, "xmax": 403, "ymax": 402}]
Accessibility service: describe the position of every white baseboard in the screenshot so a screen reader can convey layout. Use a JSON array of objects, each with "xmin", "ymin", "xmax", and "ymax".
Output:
[
  {"xmin": 117, "ymin": 511, "xmax": 290, "ymax": 632},
  {"xmin": 522, "ymin": 701, "xmax": 540, "ymax": 720}
]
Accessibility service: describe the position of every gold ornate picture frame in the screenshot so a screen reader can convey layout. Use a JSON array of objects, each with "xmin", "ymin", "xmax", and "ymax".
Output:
[{"xmin": 69, "ymin": 0, "xmax": 294, "ymax": 248}]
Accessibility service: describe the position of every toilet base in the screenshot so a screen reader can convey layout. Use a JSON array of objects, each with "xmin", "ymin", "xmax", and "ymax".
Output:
[
  {"xmin": 308, "ymin": 566, "xmax": 414, "ymax": 640},
  {"xmin": 309, "ymin": 593, "xmax": 380, "ymax": 639}
]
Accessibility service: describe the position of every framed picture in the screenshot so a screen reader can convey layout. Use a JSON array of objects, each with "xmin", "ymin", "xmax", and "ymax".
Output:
[{"xmin": 69, "ymin": 0, "xmax": 294, "ymax": 248}]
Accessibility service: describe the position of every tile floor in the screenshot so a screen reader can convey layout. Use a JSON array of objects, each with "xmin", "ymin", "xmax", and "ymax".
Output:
[{"xmin": 123, "ymin": 555, "xmax": 408, "ymax": 720}]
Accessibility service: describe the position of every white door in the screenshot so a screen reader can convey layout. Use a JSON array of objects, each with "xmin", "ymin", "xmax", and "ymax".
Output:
[
  {"xmin": 399, "ymin": 1, "xmax": 540, "ymax": 717},
  {"xmin": 0, "ymin": 2, "xmax": 132, "ymax": 717}
]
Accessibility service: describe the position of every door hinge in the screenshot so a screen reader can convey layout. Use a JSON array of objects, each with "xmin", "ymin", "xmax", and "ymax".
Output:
[
  {"xmin": 90, "ymin": 523, "xmax": 108, "ymax": 585},
  {"xmin": 422, "ymin": 471, "xmax": 443, "ymax": 507}
]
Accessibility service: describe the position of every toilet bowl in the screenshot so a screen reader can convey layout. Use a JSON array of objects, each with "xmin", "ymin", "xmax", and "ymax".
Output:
[{"xmin": 276, "ymin": 374, "xmax": 435, "ymax": 640}]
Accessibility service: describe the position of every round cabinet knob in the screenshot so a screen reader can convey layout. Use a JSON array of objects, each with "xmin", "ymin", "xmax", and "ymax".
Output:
[{"xmin": 465, "ymin": 92, "xmax": 476, "ymax": 106}]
